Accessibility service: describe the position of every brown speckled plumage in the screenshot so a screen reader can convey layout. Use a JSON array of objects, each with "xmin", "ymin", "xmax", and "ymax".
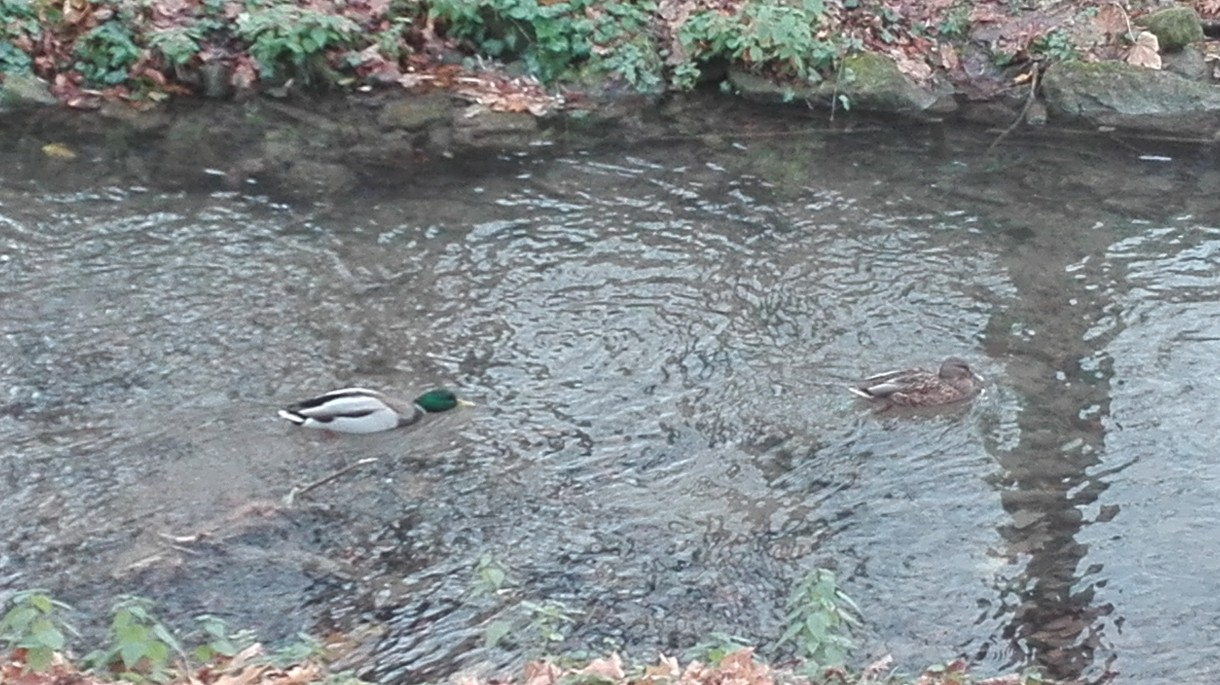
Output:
[{"xmin": 848, "ymin": 358, "xmax": 984, "ymax": 410}]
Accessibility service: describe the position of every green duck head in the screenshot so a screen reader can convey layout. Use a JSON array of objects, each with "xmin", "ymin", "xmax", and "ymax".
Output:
[{"xmin": 414, "ymin": 388, "xmax": 475, "ymax": 413}]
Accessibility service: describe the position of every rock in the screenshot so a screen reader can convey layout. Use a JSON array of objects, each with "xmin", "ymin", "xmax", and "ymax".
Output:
[
  {"xmin": 727, "ymin": 52, "xmax": 956, "ymax": 115},
  {"xmin": 1137, "ymin": 7, "xmax": 1204, "ymax": 51},
  {"xmin": 0, "ymin": 72, "xmax": 57, "ymax": 109},
  {"xmin": 199, "ymin": 62, "xmax": 233, "ymax": 99},
  {"xmin": 1161, "ymin": 45, "xmax": 1208, "ymax": 81},
  {"xmin": 277, "ymin": 159, "xmax": 357, "ymax": 197},
  {"xmin": 452, "ymin": 108, "xmax": 540, "ymax": 149},
  {"xmin": 1025, "ymin": 101, "xmax": 1048, "ymax": 126},
  {"xmin": 377, "ymin": 93, "xmax": 452, "ymax": 131},
  {"xmin": 1042, "ymin": 60, "xmax": 1220, "ymax": 134}
]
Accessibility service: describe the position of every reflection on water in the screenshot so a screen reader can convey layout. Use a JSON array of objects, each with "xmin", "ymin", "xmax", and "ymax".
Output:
[{"xmin": 2, "ymin": 113, "xmax": 1220, "ymax": 684}]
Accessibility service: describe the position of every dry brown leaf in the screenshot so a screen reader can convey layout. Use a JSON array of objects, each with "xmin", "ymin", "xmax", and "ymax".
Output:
[
  {"xmin": 915, "ymin": 659, "xmax": 969, "ymax": 685},
  {"xmin": 279, "ymin": 663, "xmax": 324, "ymax": 684},
  {"xmin": 1093, "ymin": 4, "xmax": 1129, "ymax": 36},
  {"xmin": 1126, "ymin": 31, "xmax": 1161, "ymax": 69},
  {"xmin": 891, "ymin": 51, "xmax": 933, "ymax": 81},
  {"xmin": 938, "ymin": 43, "xmax": 959, "ymax": 71},
  {"xmin": 578, "ymin": 653, "xmax": 625, "ymax": 681},
  {"xmin": 522, "ymin": 660, "xmax": 562, "ymax": 685},
  {"xmin": 860, "ymin": 654, "xmax": 894, "ymax": 683},
  {"xmin": 231, "ymin": 59, "xmax": 258, "ymax": 91},
  {"xmin": 640, "ymin": 654, "xmax": 682, "ymax": 683},
  {"xmin": 211, "ymin": 664, "xmax": 270, "ymax": 685}
]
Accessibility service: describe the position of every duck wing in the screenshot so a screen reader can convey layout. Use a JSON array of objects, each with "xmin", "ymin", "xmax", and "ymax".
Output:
[
  {"xmin": 282, "ymin": 388, "xmax": 392, "ymax": 421},
  {"xmin": 854, "ymin": 368, "xmax": 932, "ymax": 398}
]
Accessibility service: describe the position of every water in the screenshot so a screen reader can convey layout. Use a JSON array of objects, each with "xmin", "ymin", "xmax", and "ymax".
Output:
[{"xmin": 2, "ymin": 108, "xmax": 1219, "ymax": 684}]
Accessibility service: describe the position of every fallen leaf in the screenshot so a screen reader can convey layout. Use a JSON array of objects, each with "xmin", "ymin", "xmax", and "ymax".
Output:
[
  {"xmin": 938, "ymin": 43, "xmax": 959, "ymax": 71},
  {"xmin": 1093, "ymin": 4, "xmax": 1129, "ymax": 36},
  {"xmin": 1126, "ymin": 31, "xmax": 1161, "ymax": 69},
  {"xmin": 522, "ymin": 660, "xmax": 562, "ymax": 685},
  {"xmin": 578, "ymin": 653, "xmax": 624, "ymax": 681},
  {"xmin": 41, "ymin": 143, "xmax": 76, "ymax": 159},
  {"xmin": 891, "ymin": 51, "xmax": 933, "ymax": 81}
]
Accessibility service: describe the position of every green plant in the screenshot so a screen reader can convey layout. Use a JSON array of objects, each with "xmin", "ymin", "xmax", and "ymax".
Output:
[
  {"xmin": 467, "ymin": 556, "xmax": 579, "ymax": 652},
  {"xmin": 676, "ymin": 0, "xmax": 837, "ymax": 86},
  {"xmin": 1030, "ymin": 28, "xmax": 1078, "ymax": 62},
  {"xmin": 372, "ymin": 16, "xmax": 412, "ymax": 61},
  {"xmin": 521, "ymin": 599, "xmax": 579, "ymax": 645},
  {"xmin": 236, "ymin": 3, "xmax": 358, "ymax": 82},
  {"xmin": 148, "ymin": 26, "xmax": 201, "ymax": 67},
  {"xmin": 74, "ymin": 21, "xmax": 141, "ymax": 86},
  {"xmin": 263, "ymin": 632, "xmax": 328, "ymax": 668},
  {"xmin": 0, "ymin": 590, "xmax": 77, "ymax": 672},
  {"xmin": 81, "ymin": 596, "xmax": 188, "ymax": 682},
  {"xmin": 684, "ymin": 632, "xmax": 752, "ymax": 665},
  {"xmin": 472, "ymin": 553, "xmax": 512, "ymax": 596},
  {"xmin": 775, "ymin": 569, "xmax": 860, "ymax": 673},
  {"xmin": 936, "ymin": 6, "xmax": 970, "ymax": 40},
  {"xmin": 428, "ymin": 0, "xmax": 663, "ymax": 88},
  {"xmin": 0, "ymin": 0, "xmax": 39, "ymax": 75},
  {"xmin": 191, "ymin": 615, "xmax": 256, "ymax": 664}
]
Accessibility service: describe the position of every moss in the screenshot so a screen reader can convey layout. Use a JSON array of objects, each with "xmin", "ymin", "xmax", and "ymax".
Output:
[
  {"xmin": 1137, "ymin": 7, "xmax": 1204, "ymax": 51},
  {"xmin": 841, "ymin": 52, "xmax": 909, "ymax": 91}
]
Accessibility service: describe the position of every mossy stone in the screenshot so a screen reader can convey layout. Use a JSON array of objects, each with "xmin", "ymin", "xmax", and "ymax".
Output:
[{"xmin": 1137, "ymin": 7, "xmax": 1204, "ymax": 51}]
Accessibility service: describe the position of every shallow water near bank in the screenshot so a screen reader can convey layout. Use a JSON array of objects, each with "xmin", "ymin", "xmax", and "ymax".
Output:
[{"xmin": 2, "ymin": 106, "xmax": 1220, "ymax": 684}]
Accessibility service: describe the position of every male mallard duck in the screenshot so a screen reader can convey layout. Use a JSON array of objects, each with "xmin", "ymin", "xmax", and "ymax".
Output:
[
  {"xmin": 278, "ymin": 387, "xmax": 473, "ymax": 434},
  {"xmin": 848, "ymin": 358, "xmax": 984, "ymax": 410}
]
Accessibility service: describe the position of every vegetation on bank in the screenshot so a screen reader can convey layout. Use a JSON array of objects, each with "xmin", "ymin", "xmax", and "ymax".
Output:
[
  {"xmin": 0, "ymin": 0, "xmax": 1213, "ymax": 109},
  {"xmin": 1, "ymin": 570, "xmax": 1053, "ymax": 685}
]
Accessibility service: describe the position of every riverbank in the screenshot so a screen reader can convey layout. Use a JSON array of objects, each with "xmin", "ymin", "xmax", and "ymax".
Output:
[{"xmin": 3, "ymin": 1, "xmax": 1220, "ymax": 137}]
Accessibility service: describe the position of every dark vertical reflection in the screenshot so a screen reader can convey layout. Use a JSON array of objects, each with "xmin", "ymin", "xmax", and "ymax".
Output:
[{"xmin": 977, "ymin": 175, "xmax": 1128, "ymax": 683}]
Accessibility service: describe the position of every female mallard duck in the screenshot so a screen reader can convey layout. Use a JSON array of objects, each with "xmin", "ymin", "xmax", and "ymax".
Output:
[
  {"xmin": 278, "ymin": 387, "xmax": 474, "ymax": 434},
  {"xmin": 848, "ymin": 358, "xmax": 984, "ymax": 410}
]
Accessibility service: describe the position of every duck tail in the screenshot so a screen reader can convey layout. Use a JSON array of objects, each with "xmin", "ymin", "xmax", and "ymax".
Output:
[
  {"xmin": 278, "ymin": 409, "xmax": 307, "ymax": 426},
  {"xmin": 846, "ymin": 386, "xmax": 873, "ymax": 399}
]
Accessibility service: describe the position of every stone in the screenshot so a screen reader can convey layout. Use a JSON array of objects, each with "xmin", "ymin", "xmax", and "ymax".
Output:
[
  {"xmin": 377, "ymin": 93, "xmax": 453, "ymax": 131},
  {"xmin": 1137, "ymin": 7, "xmax": 1204, "ymax": 51},
  {"xmin": 727, "ymin": 52, "xmax": 956, "ymax": 115},
  {"xmin": 0, "ymin": 72, "xmax": 57, "ymax": 109},
  {"xmin": 1161, "ymin": 45, "xmax": 1208, "ymax": 81},
  {"xmin": 1042, "ymin": 60, "xmax": 1220, "ymax": 134},
  {"xmin": 452, "ymin": 108, "xmax": 540, "ymax": 150}
]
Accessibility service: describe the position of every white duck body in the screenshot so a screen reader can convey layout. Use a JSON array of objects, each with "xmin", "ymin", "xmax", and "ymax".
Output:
[{"xmin": 278, "ymin": 387, "xmax": 422, "ymax": 434}]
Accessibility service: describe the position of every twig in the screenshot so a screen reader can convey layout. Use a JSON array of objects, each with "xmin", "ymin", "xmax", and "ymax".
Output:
[
  {"xmin": 987, "ymin": 68, "xmax": 1039, "ymax": 153},
  {"xmin": 283, "ymin": 457, "xmax": 380, "ymax": 506},
  {"xmin": 1111, "ymin": 1, "xmax": 1135, "ymax": 41}
]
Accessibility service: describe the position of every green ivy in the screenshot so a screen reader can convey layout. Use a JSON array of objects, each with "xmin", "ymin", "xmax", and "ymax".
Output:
[
  {"xmin": 149, "ymin": 26, "xmax": 201, "ymax": 67},
  {"xmin": 428, "ymin": 0, "xmax": 663, "ymax": 89},
  {"xmin": 678, "ymin": 0, "xmax": 836, "ymax": 85},
  {"xmin": 0, "ymin": 0, "xmax": 39, "ymax": 75},
  {"xmin": 74, "ymin": 21, "xmax": 141, "ymax": 86},
  {"xmin": 236, "ymin": 2, "xmax": 358, "ymax": 82}
]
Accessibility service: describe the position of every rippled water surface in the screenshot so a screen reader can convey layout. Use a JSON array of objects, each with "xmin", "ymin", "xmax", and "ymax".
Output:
[{"xmin": 3, "ymin": 109, "xmax": 1220, "ymax": 684}]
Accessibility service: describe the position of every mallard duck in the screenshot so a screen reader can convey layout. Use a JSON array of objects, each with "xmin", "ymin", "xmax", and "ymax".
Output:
[
  {"xmin": 278, "ymin": 387, "xmax": 474, "ymax": 434},
  {"xmin": 848, "ymin": 358, "xmax": 984, "ymax": 410}
]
